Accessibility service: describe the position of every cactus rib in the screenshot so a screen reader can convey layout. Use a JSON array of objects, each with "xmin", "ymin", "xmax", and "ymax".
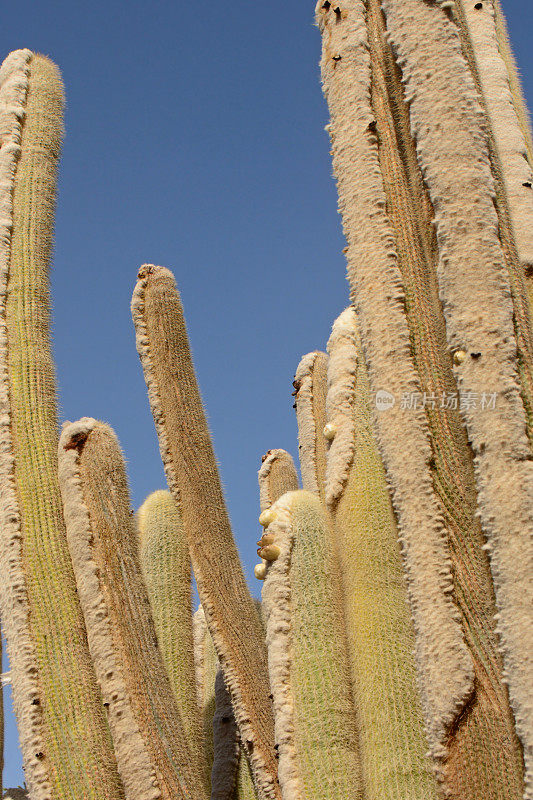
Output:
[
  {"xmin": 381, "ymin": 1, "xmax": 533, "ymax": 793},
  {"xmin": 316, "ymin": 0, "xmax": 475, "ymax": 767}
]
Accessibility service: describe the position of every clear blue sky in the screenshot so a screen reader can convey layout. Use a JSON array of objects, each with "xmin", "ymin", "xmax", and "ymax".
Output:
[{"xmin": 1, "ymin": 0, "xmax": 532, "ymax": 788}]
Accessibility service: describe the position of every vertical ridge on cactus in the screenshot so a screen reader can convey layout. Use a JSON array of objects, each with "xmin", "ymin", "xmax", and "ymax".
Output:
[
  {"xmin": 364, "ymin": 0, "xmax": 525, "ymax": 794},
  {"xmin": 316, "ymin": 1, "xmax": 475, "ymax": 772},
  {"xmin": 293, "ymin": 352, "xmax": 328, "ymax": 499},
  {"xmin": 453, "ymin": 0, "xmax": 533, "ymax": 284},
  {"xmin": 325, "ymin": 308, "xmax": 440, "ymax": 800},
  {"xmin": 0, "ymin": 50, "xmax": 124, "ymax": 799},
  {"xmin": 380, "ymin": 2, "xmax": 533, "ymax": 794},
  {"xmin": 261, "ymin": 490, "xmax": 364, "ymax": 800},
  {"xmin": 452, "ymin": 0, "xmax": 533, "ymax": 440},
  {"xmin": 58, "ymin": 418, "xmax": 206, "ymax": 800},
  {"xmin": 131, "ymin": 264, "xmax": 279, "ymax": 800},
  {"xmin": 137, "ymin": 489, "xmax": 205, "ymax": 789}
]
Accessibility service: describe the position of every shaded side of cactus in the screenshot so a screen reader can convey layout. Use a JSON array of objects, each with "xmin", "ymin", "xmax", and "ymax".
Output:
[
  {"xmin": 137, "ymin": 490, "xmax": 205, "ymax": 787},
  {"xmin": 293, "ymin": 352, "xmax": 328, "ymax": 499},
  {"xmin": 325, "ymin": 308, "xmax": 439, "ymax": 800},
  {"xmin": 0, "ymin": 50, "xmax": 123, "ymax": 799},
  {"xmin": 211, "ymin": 669, "xmax": 240, "ymax": 800},
  {"xmin": 261, "ymin": 490, "xmax": 363, "ymax": 800},
  {"xmin": 316, "ymin": 3, "xmax": 475, "ymax": 779},
  {"xmin": 131, "ymin": 265, "xmax": 279, "ymax": 800},
  {"xmin": 58, "ymin": 418, "xmax": 206, "ymax": 800}
]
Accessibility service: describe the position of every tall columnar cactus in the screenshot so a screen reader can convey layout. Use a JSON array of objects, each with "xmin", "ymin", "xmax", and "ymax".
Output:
[
  {"xmin": 260, "ymin": 490, "xmax": 363, "ymax": 800},
  {"xmin": 131, "ymin": 265, "xmax": 280, "ymax": 800},
  {"xmin": 137, "ymin": 489, "xmax": 205, "ymax": 786},
  {"xmin": 58, "ymin": 418, "xmax": 206, "ymax": 800},
  {"xmin": 0, "ymin": 50, "xmax": 124, "ymax": 799},
  {"xmin": 316, "ymin": 1, "xmax": 531, "ymax": 798},
  {"xmin": 0, "ymin": 1, "xmax": 532, "ymax": 797},
  {"xmin": 324, "ymin": 307, "xmax": 439, "ymax": 799}
]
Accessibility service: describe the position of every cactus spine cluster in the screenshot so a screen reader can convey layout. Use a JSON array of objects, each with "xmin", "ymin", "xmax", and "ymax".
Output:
[{"xmin": 0, "ymin": 1, "xmax": 532, "ymax": 798}]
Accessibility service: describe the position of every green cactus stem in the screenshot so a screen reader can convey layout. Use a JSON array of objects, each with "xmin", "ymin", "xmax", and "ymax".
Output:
[
  {"xmin": 0, "ymin": 50, "xmax": 124, "ymax": 799},
  {"xmin": 137, "ymin": 490, "xmax": 205, "ymax": 787},
  {"xmin": 58, "ymin": 418, "xmax": 206, "ymax": 800},
  {"xmin": 260, "ymin": 489, "xmax": 363, "ymax": 800},
  {"xmin": 131, "ymin": 264, "xmax": 279, "ymax": 800},
  {"xmin": 324, "ymin": 308, "xmax": 440, "ymax": 800},
  {"xmin": 233, "ymin": 749, "xmax": 257, "ymax": 800},
  {"xmin": 293, "ymin": 352, "xmax": 328, "ymax": 499}
]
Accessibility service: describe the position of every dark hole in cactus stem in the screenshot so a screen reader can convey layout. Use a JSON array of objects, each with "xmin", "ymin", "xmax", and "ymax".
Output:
[
  {"xmin": 332, "ymin": 55, "xmax": 342, "ymax": 61},
  {"xmin": 221, "ymin": 716, "xmax": 231, "ymax": 723},
  {"xmin": 35, "ymin": 753, "xmax": 44, "ymax": 760},
  {"xmin": 474, "ymin": 2, "xmax": 483, "ymax": 7},
  {"xmin": 523, "ymin": 181, "xmax": 532, "ymax": 188},
  {"xmin": 322, "ymin": 1, "xmax": 331, "ymax": 8},
  {"xmin": 31, "ymin": 698, "xmax": 40, "ymax": 706},
  {"xmin": 471, "ymin": 352, "xmax": 481, "ymax": 360}
]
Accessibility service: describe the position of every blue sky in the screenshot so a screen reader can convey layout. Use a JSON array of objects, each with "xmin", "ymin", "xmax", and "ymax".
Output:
[{"xmin": 1, "ymin": 0, "xmax": 532, "ymax": 788}]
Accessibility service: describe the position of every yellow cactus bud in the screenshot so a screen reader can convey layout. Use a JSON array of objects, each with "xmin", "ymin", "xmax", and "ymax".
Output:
[
  {"xmin": 254, "ymin": 564, "xmax": 267, "ymax": 581},
  {"xmin": 260, "ymin": 545, "xmax": 281, "ymax": 562},
  {"xmin": 323, "ymin": 423, "xmax": 337, "ymax": 440},
  {"xmin": 259, "ymin": 508, "xmax": 276, "ymax": 528}
]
